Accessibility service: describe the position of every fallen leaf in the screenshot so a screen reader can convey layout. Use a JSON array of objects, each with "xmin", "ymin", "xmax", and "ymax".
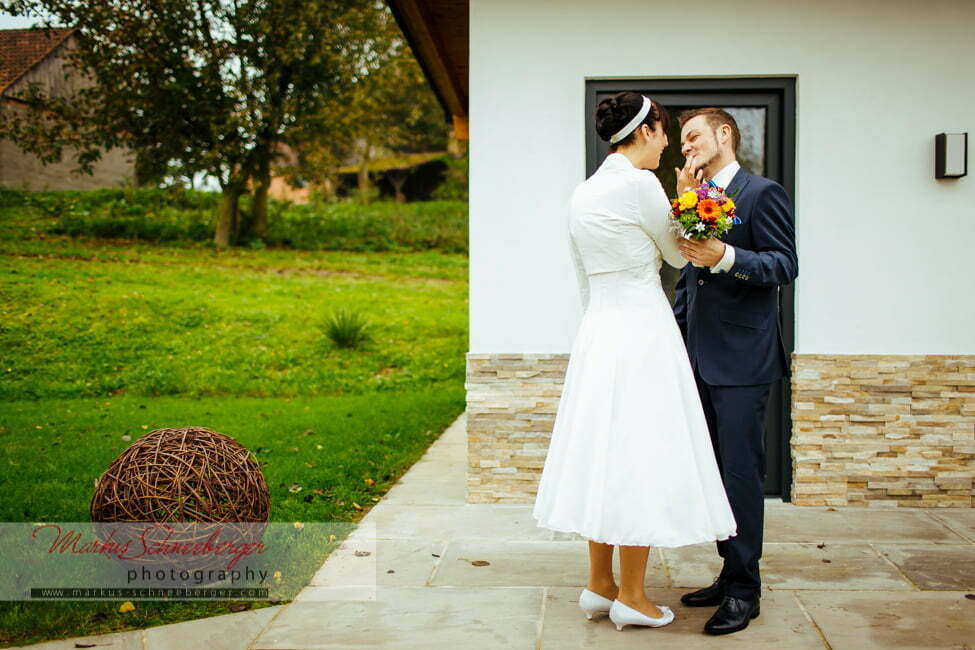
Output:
[
  {"xmin": 229, "ymin": 602, "xmax": 251, "ymax": 612},
  {"xmin": 816, "ymin": 543, "xmax": 826, "ymax": 549},
  {"xmin": 293, "ymin": 521, "xmax": 304, "ymax": 530},
  {"xmin": 74, "ymin": 644, "xmax": 97, "ymax": 648},
  {"xmin": 387, "ymin": 569, "xmax": 395, "ymax": 574},
  {"xmin": 315, "ymin": 444, "xmax": 324, "ymax": 450},
  {"xmin": 121, "ymin": 435, "xmax": 131, "ymax": 442},
  {"xmin": 312, "ymin": 488, "xmax": 326, "ymax": 496},
  {"xmin": 364, "ymin": 478, "xmax": 375, "ymax": 487},
  {"xmin": 351, "ymin": 502, "xmax": 362, "ymax": 510},
  {"xmin": 470, "ymin": 560, "xmax": 490, "ymax": 567},
  {"xmin": 304, "ymin": 462, "xmax": 316, "ymax": 468},
  {"xmin": 431, "ymin": 553, "xmax": 440, "ymax": 558},
  {"xmin": 354, "ymin": 550, "xmax": 371, "ymax": 557},
  {"xmin": 965, "ymin": 594, "xmax": 975, "ymax": 601},
  {"xmin": 288, "ymin": 484, "xmax": 302, "ymax": 493},
  {"xmin": 119, "ymin": 601, "xmax": 135, "ymax": 613},
  {"xmin": 303, "ymin": 429, "xmax": 315, "ymax": 436},
  {"xmin": 822, "ymin": 559, "xmax": 832, "ymax": 564}
]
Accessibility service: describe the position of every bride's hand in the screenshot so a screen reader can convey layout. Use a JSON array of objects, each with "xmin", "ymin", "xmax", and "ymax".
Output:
[{"xmin": 675, "ymin": 155, "xmax": 704, "ymax": 194}]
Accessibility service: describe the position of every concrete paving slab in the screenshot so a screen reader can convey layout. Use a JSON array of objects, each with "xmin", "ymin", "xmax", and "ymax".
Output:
[
  {"xmin": 797, "ymin": 590, "xmax": 975, "ymax": 650},
  {"xmin": 927, "ymin": 510, "xmax": 975, "ymax": 543},
  {"xmin": 250, "ymin": 587, "xmax": 542, "ymax": 650},
  {"xmin": 659, "ymin": 542, "xmax": 723, "ymax": 589},
  {"xmin": 309, "ymin": 536, "xmax": 446, "ymax": 588},
  {"xmin": 394, "ymin": 458, "xmax": 465, "ymax": 483},
  {"xmin": 764, "ymin": 506, "xmax": 966, "ymax": 544},
  {"xmin": 357, "ymin": 504, "xmax": 551, "ymax": 541},
  {"xmin": 431, "ymin": 541, "xmax": 667, "ymax": 588},
  {"xmin": 381, "ymin": 477, "xmax": 467, "ymax": 505},
  {"xmin": 540, "ymin": 587, "xmax": 824, "ymax": 649},
  {"xmin": 144, "ymin": 605, "xmax": 283, "ymax": 650},
  {"xmin": 873, "ymin": 544, "xmax": 975, "ymax": 590},
  {"xmin": 7, "ymin": 630, "xmax": 145, "ymax": 650},
  {"xmin": 662, "ymin": 543, "xmax": 914, "ymax": 591}
]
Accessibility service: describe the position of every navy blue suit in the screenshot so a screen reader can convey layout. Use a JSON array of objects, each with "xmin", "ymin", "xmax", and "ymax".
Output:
[{"xmin": 673, "ymin": 167, "xmax": 798, "ymax": 599}]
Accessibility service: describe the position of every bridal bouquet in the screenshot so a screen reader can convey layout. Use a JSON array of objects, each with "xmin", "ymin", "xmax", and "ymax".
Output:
[
  {"xmin": 669, "ymin": 183, "xmax": 739, "ymax": 268},
  {"xmin": 669, "ymin": 183, "xmax": 737, "ymax": 241}
]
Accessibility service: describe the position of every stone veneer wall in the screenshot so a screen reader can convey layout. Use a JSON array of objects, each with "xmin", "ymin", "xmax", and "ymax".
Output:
[
  {"xmin": 791, "ymin": 354, "xmax": 974, "ymax": 508},
  {"xmin": 466, "ymin": 353, "xmax": 975, "ymax": 507},
  {"xmin": 466, "ymin": 354, "xmax": 569, "ymax": 503}
]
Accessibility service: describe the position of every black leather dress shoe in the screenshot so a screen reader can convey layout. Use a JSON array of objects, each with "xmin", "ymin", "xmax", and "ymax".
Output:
[
  {"xmin": 680, "ymin": 576, "xmax": 726, "ymax": 607},
  {"xmin": 704, "ymin": 595, "xmax": 761, "ymax": 635}
]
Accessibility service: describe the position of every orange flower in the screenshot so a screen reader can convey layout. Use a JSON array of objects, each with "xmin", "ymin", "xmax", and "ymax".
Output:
[{"xmin": 697, "ymin": 199, "xmax": 720, "ymax": 220}]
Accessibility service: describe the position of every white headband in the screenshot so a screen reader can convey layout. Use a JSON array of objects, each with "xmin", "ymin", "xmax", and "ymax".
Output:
[{"xmin": 609, "ymin": 95, "xmax": 652, "ymax": 144}]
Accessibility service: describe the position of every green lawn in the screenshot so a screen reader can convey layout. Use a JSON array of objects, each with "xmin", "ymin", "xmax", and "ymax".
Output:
[{"xmin": 0, "ymin": 199, "xmax": 469, "ymax": 646}]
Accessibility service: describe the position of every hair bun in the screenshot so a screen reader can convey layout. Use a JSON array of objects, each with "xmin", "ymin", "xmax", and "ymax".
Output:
[
  {"xmin": 595, "ymin": 97, "xmax": 622, "ymax": 142},
  {"xmin": 593, "ymin": 91, "xmax": 668, "ymax": 145}
]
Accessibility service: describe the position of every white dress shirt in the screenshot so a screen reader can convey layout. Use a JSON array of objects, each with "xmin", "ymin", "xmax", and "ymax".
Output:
[
  {"xmin": 568, "ymin": 153, "xmax": 687, "ymax": 310},
  {"xmin": 707, "ymin": 160, "xmax": 741, "ymax": 274}
]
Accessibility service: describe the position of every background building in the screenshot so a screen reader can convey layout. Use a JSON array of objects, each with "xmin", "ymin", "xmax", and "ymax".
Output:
[{"xmin": 0, "ymin": 27, "xmax": 135, "ymax": 190}]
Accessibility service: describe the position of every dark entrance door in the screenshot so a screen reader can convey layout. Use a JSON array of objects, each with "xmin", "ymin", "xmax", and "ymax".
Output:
[{"xmin": 584, "ymin": 78, "xmax": 797, "ymax": 500}]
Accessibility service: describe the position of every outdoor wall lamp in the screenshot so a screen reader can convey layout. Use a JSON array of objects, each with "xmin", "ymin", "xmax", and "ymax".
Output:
[{"xmin": 935, "ymin": 133, "xmax": 967, "ymax": 179}]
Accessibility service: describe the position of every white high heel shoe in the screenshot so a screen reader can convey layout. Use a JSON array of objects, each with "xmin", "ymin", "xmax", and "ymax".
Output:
[
  {"xmin": 578, "ymin": 588, "xmax": 614, "ymax": 620},
  {"xmin": 609, "ymin": 599, "xmax": 675, "ymax": 630}
]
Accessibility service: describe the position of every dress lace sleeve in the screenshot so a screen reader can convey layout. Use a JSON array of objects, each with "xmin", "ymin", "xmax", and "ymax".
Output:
[{"xmin": 635, "ymin": 172, "xmax": 687, "ymax": 269}]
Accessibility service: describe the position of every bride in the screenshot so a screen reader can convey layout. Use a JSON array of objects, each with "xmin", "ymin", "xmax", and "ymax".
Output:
[{"xmin": 531, "ymin": 92, "xmax": 737, "ymax": 631}]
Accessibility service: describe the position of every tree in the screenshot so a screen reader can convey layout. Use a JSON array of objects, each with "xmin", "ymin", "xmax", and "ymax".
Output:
[
  {"xmin": 1, "ymin": 0, "xmax": 377, "ymax": 247},
  {"xmin": 289, "ymin": 2, "xmax": 447, "ymax": 203}
]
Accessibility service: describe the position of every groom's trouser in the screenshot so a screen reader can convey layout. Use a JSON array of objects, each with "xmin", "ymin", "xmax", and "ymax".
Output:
[{"xmin": 694, "ymin": 371, "xmax": 773, "ymax": 600}]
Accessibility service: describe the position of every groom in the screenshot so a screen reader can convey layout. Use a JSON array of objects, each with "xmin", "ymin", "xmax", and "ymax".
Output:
[{"xmin": 672, "ymin": 108, "xmax": 798, "ymax": 635}]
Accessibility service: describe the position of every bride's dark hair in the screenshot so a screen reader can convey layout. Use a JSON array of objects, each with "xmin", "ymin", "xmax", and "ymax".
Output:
[{"xmin": 595, "ymin": 92, "xmax": 670, "ymax": 150}]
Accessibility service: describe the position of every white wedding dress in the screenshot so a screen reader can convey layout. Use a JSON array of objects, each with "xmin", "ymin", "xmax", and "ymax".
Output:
[{"xmin": 531, "ymin": 153, "xmax": 738, "ymax": 547}]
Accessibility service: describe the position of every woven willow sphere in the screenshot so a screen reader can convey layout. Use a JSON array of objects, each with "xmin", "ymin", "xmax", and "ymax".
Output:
[{"xmin": 90, "ymin": 426, "xmax": 270, "ymax": 523}]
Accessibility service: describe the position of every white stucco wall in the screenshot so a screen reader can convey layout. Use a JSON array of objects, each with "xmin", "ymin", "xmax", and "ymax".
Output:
[{"xmin": 469, "ymin": 0, "xmax": 975, "ymax": 355}]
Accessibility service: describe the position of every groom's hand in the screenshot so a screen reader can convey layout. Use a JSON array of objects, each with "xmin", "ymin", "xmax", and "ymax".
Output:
[
  {"xmin": 678, "ymin": 237, "xmax": 726, "ymax": 267},
  {"xmin": 675, "ymin": 155, "xmax": 704, "ymax": 194}
]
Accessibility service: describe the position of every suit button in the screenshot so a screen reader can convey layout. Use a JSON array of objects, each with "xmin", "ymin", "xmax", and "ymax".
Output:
[{"xmin": 698, "ymin": 279, "xmax": 705, "ymax": 286}]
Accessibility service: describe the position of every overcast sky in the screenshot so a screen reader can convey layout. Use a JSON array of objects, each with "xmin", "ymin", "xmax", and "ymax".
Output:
[{"xmin": 0, "ymin": 10, "xmax": 58, "ymax": 30}]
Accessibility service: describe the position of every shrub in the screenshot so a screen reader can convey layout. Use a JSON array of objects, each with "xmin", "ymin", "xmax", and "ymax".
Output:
[
  {"xmin": 13, "ymin": 186, "xmax": 468, "ymax": 254},
  {"xmin": 320, "ymin": 309, "xmax": 373, "ymax": 349}
]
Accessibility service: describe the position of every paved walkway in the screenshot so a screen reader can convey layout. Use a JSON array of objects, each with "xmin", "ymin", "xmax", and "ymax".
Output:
[{"xmin": 14, "ymin": 412, "xmax": 975, "ymax": 649}]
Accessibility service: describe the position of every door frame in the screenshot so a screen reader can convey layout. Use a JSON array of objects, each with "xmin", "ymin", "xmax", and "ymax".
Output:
[{"xmin": 584, "ymin": 77, "xmax": 797, "ymax": 501}]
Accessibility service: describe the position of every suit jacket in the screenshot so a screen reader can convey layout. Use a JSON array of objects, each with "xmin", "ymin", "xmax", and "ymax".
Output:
[{"xmin": 673, "ymin": 167, "xmax": 798, "ymax": 386}]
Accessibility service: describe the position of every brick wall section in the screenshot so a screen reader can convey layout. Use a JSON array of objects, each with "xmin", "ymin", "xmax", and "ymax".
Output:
[
  {"xmin": 465, "ymin": 353, "xmax": 569, "ymax": 503},
  {"xmin": 791, "ymin": 355, "xmax": 974, "ymax": 507},
  {"xmin": 466, "ymin": 353, "xmax": 975, "ymax": 507}
]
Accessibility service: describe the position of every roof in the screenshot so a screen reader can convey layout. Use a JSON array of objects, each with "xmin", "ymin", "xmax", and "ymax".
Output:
[
  {"xmin": 337, "ymin": 151, "xmax": 446, "ymax": 175},
  {"xmin": 386, "ymin": 0, "xmax": 467, "ymax": 119},
  {"xmin": 0, "ymin": 27, "xmax": 76, "ymax": 94}
]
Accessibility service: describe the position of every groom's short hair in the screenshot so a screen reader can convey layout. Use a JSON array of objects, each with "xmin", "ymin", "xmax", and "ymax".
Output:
[{"xmin": 679, "ymin": 108, "xmax": 741, "ymax": 154}]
